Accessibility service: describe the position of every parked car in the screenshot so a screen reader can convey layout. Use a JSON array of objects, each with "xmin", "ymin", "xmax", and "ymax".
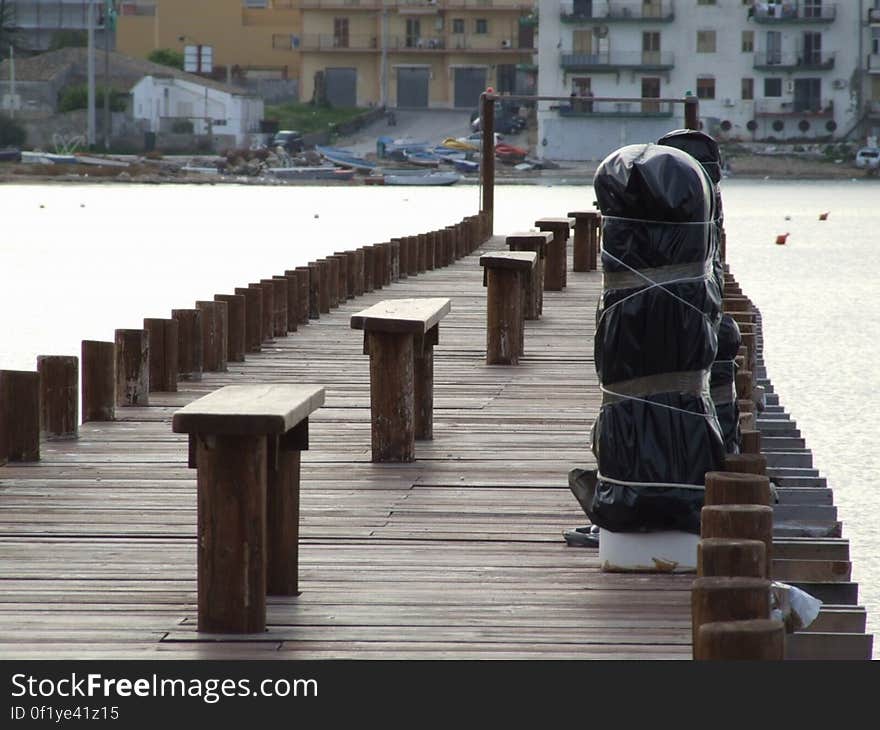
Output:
[
  {"xmin": 470, "ymin": 103, "xmax": 527, "ymax": 135},
  {"xmin": 854, "ymin": 146, "xmax": 880, "ymax": 174},
  {"xmin": 271, "ymin": 129, "xmax": 304, "ymax": 153}
]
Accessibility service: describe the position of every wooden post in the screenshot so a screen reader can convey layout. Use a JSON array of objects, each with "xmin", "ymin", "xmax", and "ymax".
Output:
[
  {"xmin": 275, "ymin": 274, "xmax": 299, "ymax": 332},
  {"xmin": 215, "ymin": 294, "xmax": 247, "ymax": 361},
  {"xmin": 373, "ymin": 245, "xmax": 385, "ymax": 290},
  {"xmin": 724, "ymin": 453, "xmax": 767, "ymax": 475},
  {"xmin": 361, "ymin": 247, "xmax": 374, "ymax": 293},
  {"xmin": 351, "ymin": 251, "xmax": 365, "ymax": 296},
  {"xmin": 322, "ymin": 258, "xmax": 339, "ymax": 309},
  {"xmin": 507, "ymin": 232, "xmax": 550, "ymax": 319},
  {"xmin": 704, "ymin": 471, "xmax": 771, "ymax": 507},
  {"xmin": 331, "ymin": 253, "xmax": 350, "ymax": 300},
  {"xmin": 407, "ymin": 236, "xmax": 420, "ymax": 275},
  {"xmin": 414, "ymin": 326, "xmax": 438, "ymax": 440},
  {"xmin": 394, "ymin": 238, "xmax": 408, "ymax": 279},
  {"xmin": 569, "ymin": 211, "xmax": 599, "ymax": 272},
  {"xmin": 114, "ymin": 329, "xmax": 149, "ymax": 406},
  {"xmin": 171, "ymin": 308, "xmax": 204, "ymax": 380},
  {"xmin": 314, "ymin": 260, "xmax": 331, "ymax": 313},
  {"xmin": 291, "ymin": 268, "xmax": 311, "ymax": 324},
  {"xmin": 270, "ymin": 278, "xmax": 288, "ymax": 334},
  {"xmin": 484, "ymin": 266, "xmax": 526, "ymax": 365},
  {"xmin": 480, "ymin": 90, "xmax": 495, "ymax": 233},
  {"xmin": 256, "ymin": 280, "xmax": 277, "ymax": 340},
  {"xmin": 143, "ymin": 318, "xmax": 179, "ymax": 392},
  {"xmin": 536, "ymin": 218, "xmax": 572, "ymax": 291},
  {"xmin": 425, "ymin": 232, "xmax": 437, "ymax": 270},
  {"xmin": 0, "ymin": 370, "xmax": 40, "ymax": 461},
  {"xmin": 389, "ymin": 240, "xmax": 400, "ymax": 281},
  {"xmin": 735, "ymin": 370, "xmax": 753, "ymax": 400},
  {"xmin": 37, "ymin": 355, "xmax": 79, "ymax": 440},
  {"xmin": 234, "ymin": 287, "xmax": 262, "ymax": 353},
  {"xmin": 306, "ymin": 263, "xmax": 322, "ymax": 317},
  {"xmin": 196, "ymin": 433, "xmax": 267, "ymax": 633},
  {"xmin": 684, "ymin": 94, "xmax": 700, "ymax": 130},
  {"xmin": 366, "ymin": 332, "xmax": 415, "ymax": 463},
  {"xmin": 698, "ymin": 538, "xmax": 766, "ymax": 579},
  {"xmin": 196, "ymin": 300, "xmax": 229, "ymax": 373},
  {"xmin": 382, "ymin": 242, "xmax": 393, "ymax": 286},
  {"xmin": 691, "ymin": 576, "xmax": 770, "ymax": 653},
  {"xmin": 81, "ymin": 340, "xmax": 115, "ymax": 422},
  {"xmin": 741, "ymin": 429, "xmax": 762, "ymax": 454},
  {"xmin": 701, "ymin": 504, "xmax": 773, "ymax": 578},
  {"xmin": 696, "ymin": 619, "xmax": 784, "ymax": 660}
]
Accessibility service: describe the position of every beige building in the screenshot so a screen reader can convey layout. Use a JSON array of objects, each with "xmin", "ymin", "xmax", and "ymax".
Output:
[{"xmin": 116, "ymin": 1, "xmax": 536, "ymax": 108}]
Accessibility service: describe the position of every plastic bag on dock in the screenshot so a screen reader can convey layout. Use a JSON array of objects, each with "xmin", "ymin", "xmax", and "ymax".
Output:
[
  {"xmin": 583, "ymin": 143, "xmax": 724, "ymax": 534},
  {"xmin": 770, "ymin": 581, "xmax": 822, "ymax": 633}
]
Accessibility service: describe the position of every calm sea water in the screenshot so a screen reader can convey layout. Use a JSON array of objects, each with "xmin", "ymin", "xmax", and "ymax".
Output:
[{"xmin": 0, "ymin": 179, "xmax": 877, "ymax": 655}]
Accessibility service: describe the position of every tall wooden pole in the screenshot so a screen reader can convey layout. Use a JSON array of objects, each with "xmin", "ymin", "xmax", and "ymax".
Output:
[
  {"xmin": 684, "ymin": 95, "xmax": 700, "ymax": 130},
  {"xmin": 480, "ymin": 91, "xmax": 495, "ymax": 235}
]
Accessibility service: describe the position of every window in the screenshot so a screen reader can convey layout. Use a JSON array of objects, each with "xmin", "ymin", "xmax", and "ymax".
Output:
[
  {"xmin": 452, "ymin": 18, "xmax": 464, "ymax": 34},
  {"xmin": 697, "ymin": 30, "xmax": 716, "ymax": 53},
  {"xmin": 244, "ymin": 0, "xmax": 268, "ymax": 7},
  {"xmin": 272, "ymin": 34, "xmax": 292, "ymax": 50},
  {"xmin": 742, "ymin": 77, "xmax": 754, "ymax": 100},
  {"xmin": 333, "ymin": 18, "xmax": 349, "ymax": 49},
  {"xmin": 475, "ymin": 18, "xmax": 488, "ymax": 34},
  {"xmin": 764, "ymin": 78, "xmax": 783, "ymax": 97},
  {"xmin": 696, "ymin": 77, "xmax": 715, "ymax": 99},
  {"xmin": 697, "ymin": 0, "xmax": 716, "ymax": 4},
  {"xmin": 742, "ymin": 31, "xmax": 754, "ymax": 53}
]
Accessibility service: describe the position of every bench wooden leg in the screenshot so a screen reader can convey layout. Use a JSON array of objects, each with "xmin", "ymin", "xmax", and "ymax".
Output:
[
  {"xmin": 486, "ymin": 268, "xmax": 524, "ymax": 365},
  {"xmin": 543, "ymin": 234, "xmax": 566, "ymax": 291},
  {"xmin": 366, "ymin": 331, "xmax": 415, "ymax": 462},
  {"xmin": 414, "ymin": 326, "xmax": 438, "ymax": 440},
  {"xmin": 266, "ymin": 421, "xmax": 308, "ymax": 596},
  {"xmin": 573, "ymin": 221, "xmax": 589, "ymax": 272},
  {"xmin": 196, "ymin": 433, "xmax": 267, "ymax": 633}
]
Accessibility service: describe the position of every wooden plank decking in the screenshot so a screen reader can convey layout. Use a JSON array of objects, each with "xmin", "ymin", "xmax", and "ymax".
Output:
[{"xmin": 0, "ymin": 233, "xmax": 869, "ymax": 659}]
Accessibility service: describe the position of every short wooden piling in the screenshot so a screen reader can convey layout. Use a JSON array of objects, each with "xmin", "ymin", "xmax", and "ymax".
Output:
[
  {"xmin": 695, "ymin": 619, "xmax": 784, "ymax": 660},
  {"xmin": 322, "ymin": 258, "xmax": 339, "ymax": 309},
  {"xmin": 691, "ymin": 576, "xmax": 771, "ymax": 653},
  {"xmin": 568, "ymin": 210, "xmax": 599, "ymax": 272},
  {"xmin": 234, "ymin": 287, "xmax": 263, "ymax": 352},
  {"xmin": 114, "ymin": 328, "xmax": 149, "ymax": 407},
  {"xmin": 740, "ymin": 429, "xmax": 762, "ymax": 454},
  {"xmin": 275, "ymin": 274, "xmax": 299, "ymax": 332},
  {"xmin": 698, "ymin": 538, "xmax": 766, "ymax": 579},
  {"xmin": 143, "ymin": 318, "xmax": 179, "ymax": 391},
  {"xmin": 171, "ymin": 308, "xmax": 204, "ymax": 381},
  {"xmin": 389, "ymin": 240, "xmax": 400, "ymax": 281},
  {"xmin": 214, "ymin": 293, "xmax": 247, "ymax": 361},
  {"xmin": 417, "ymin": 234, "xmax": 428, "ymax": 272},
  {"xmin": 291, "ymin": 268, "xmax": 312, "ymax": 324},
  {"xmin": 373, "ymin": 245, "xmax": 386, "ymax": 290},
  {"xmin": 331, "ymin": 253, "xmax": 351, "ymax": 300},
  {"xmin": 723, "ymin": 453, "xmax": 767, "ymax": 475},
  {"xmin": 351, "ymin": 250, "xmax": 365, "ymax": 296},
  {"xmin": 81, "ymin": 340, "xmax": 115, "ymax": 422},
  {"xmin": 535, "ymin": 218, "xmax": 572, "ymax": 291},
  {"xmin": 269, "ymin": 277, "xmax": 288, "ymax": 335},
  {"xmin": 196, "ymin": 300, "xmax": 229, "ymax": 372},
  {"xmin": 37, "ymin": 355, "xmax": 78, "ymax": 440},
  {"xmin": 256, "ymin": 280, "xmax": 278, "ymax": 339},
  {"xmin": 382, "ymin": 243, "xmax": 393, "ymax": 286},
  {"xmin": 361, "ymin": 248, "xmax": 374, "ymax": 293},
  {"xmin": 1, "ymin": 370, "xmax": 40, "ymax": 461},
  {"xmin": 313, "ymin": 260, "xmax": 330, "ymax": 313},
  {"xmin": 704, "ymin": 471, "xmax": 771, "ymax": 507},
  {"xmin": 425, "ymin": 232, "xmax": 437, "ymax": 270},
  {"xmin": 701, "ymin": 504, "xmax": 773, "ymax": 578}
]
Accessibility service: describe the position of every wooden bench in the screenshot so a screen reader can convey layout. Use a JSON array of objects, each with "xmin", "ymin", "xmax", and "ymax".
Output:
[
  {"xmin": 351, "ymin": 298, "xmax": 451, "ymax": 463},
  {"xmin": 567, "ymin": 210, "xmax": 601, "ymax": 272},
  {"xmin": 506, "ymin": 231, "xmax": 553, "ymax": 319},
  {"xmin": 172, "ymin": 384, "xmax": 325, "ymax": 633},
  {"xmin": 480, "ymin": 252, "xmax": 537, "ymax": 365},
  {"xmin": 535, "ymin": 217, "xmax": 574, "ymax": 291}
]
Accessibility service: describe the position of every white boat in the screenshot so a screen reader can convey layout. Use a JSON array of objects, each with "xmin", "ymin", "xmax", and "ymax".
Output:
[
  {"xmin": 381, "ymin": 171, "xmax": 461, "ymax": 186},
  {"xmin": 854, "ymin": 147, "xmax": 880, "ymax": 173}
]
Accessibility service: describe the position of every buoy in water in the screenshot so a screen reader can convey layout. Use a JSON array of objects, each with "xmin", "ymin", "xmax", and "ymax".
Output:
[
  {"xmin": 775, "ymin": 233, "xmax": 789, "ymax": 245},
  {"xmin": 819, "ymin": 211, "xmax": 829, "ymax": 220}
]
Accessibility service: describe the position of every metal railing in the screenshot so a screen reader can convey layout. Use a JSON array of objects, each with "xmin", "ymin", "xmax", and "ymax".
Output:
[
  {"xmin": 299, "ymin": 33, "xmax": 380, "ymax": 50},
  {"xmin": 754, "ymin": 99, "xmax": 834, "ymax": 116},
  {"xmin": 560, "ymin": 0, "xmax": 675, "ymax": 22},
  {"xmin": 754, "ymin": 51, "xmax": 835, "ymax": 70},
  {"xmin": 558, "ymin": 98, "xmax": 675, "ymax": 116},
  {"xmin": 752, "ymin": 2, "xmax": 836, "ymax": 22},
  {"xmin": 561, "ymin": 50, "xmax": 674, "ymax": 69}
]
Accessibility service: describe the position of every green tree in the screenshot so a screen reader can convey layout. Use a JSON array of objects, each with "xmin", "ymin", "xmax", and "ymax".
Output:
[
  {"xmin": 58, "ymin": 84, "xmax": 127, "ymax": 113},
  {"xmin": 148, "ymin": 48, "xmax": 184, "ymax": 70}
]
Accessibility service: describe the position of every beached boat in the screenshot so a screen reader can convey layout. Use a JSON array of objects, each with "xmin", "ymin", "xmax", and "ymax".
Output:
[
  {"xmin": 315, "ymin": 145, "xmax": 376, "ymax": 172},
  {"xmin": 403, "ymin": 150, "xmax": 442, "ymax": 167},
  {"xmin": 0, "ymin": 147, "xmax": 21, "ymax": 163},
  {"xmin": 381, "ymin": 171, "xmax": 461, "ymax": 186},
  {"xmin": 20, "ymin": 151, "xmax": 78, "ymax": 164},
  {"xmin": 453, "ymin": 158, "xmax": 479, "ymax": 173},
  {"xmin": 269, "ymin": 165, "xmax": 356, "ymax": 181}
]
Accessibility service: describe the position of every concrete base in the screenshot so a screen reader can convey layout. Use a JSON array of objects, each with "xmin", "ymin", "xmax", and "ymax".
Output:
[{"xmin": 599, "ymin": 529, "xmax": 700, "ymax": 573}]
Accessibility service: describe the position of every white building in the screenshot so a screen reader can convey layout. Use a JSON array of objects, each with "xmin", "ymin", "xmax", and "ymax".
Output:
[
  {"xmin": 537, "ymin": 0, "xmax": 866, "ymax": 161},
  {"xmin": 131, "ymin": 74, "xmax": 264, "ymax": 147}
]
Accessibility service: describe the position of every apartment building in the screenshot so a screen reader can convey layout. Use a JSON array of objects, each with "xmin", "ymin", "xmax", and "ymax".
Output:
[
  {"xmin": 538, "ymin": 0, "xmax": 865, "ymax": 160},
  {"xmin": 116, "ymin": 1, "xmax": 302, "ymax": 85},
  {"xmin": 865, "ymin": 0, "xmax": 880, "ymax": 139},
  {"xmin": 5, "ymin": 0, "xmax": 114, "ymax": 52}
]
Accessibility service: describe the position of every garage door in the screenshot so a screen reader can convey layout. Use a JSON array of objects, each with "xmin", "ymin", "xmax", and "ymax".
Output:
[
  {"xmin": 454, "ymin": 67, "xmax": 487, "ymax": 109},
  {"xmin": 325, "ymin": 68, "xmax": 357, "ymax": 108},
  {"xmin": 397, "ymin": 67, "xmax": 429, "ymax": 109}
]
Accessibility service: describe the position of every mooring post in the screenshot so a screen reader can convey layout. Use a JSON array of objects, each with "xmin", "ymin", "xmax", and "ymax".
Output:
[
  {"xmin": 275, "ymin": 274, "xmax": 299, "ymax": 332},
  {"xmin": 267, "ymin": 277, "xmax": 288, "ymax": 335},
  {"xmin": 480, "ymin": 90, "xmax": 495, "ymax": 235},
  {"xmin": 81, "ymin": 340, "xmax": 115, "ymax": 423},
  {"xmin": 691, "ymin": 576, "xmax": 770, "ymax": 654},
  {"xmin": 143, "ymin": 318, "xmax": 179, "ymax": 392},
  {"xmin": 698, "ymin": 538, "xmax": 767, "ymax": 579},
  {"xmin": 215, "ymin": 293, "xmax": 247, "ymax": 362},
  {"xmin": 196, "ymin": 300, "xmax": 229, "ymax": 372},
  {"xmin": 701, "ymin": 504, "xmax": 773, "ymax": 579},
  {"xmin": 234, "ymin": 287, "xmax": 263, "ymax": 353},
  {"xmin": 0, "ymin": 370, "xmax": 40, "ymax": 462},
  {"xmin": 684, "ymin": 94, "xmax": 700, "ymax": 131},
  {"xmin": 114, "ymin": 328, "xmax": 149, "ymax": 407},
  {"xmin": 695, "ymin": 619, "xmax": 784, "ymax": 660},
  {"xmin": 37, "ymin": 355, "xmax": 79, "ymax": 440},
  {"xmin": 171, "ymin": 308, "xmax": 204, "ymax": 381},
  {"xmin": 256, "ymin": 280, "xmax": 277, "ymax": 339}
]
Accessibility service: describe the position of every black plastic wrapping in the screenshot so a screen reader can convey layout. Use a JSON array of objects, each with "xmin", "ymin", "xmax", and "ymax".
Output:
[
  {"xmin": 711, "ymin": 315, "xmax": 743, "ymax": 453},
  {"xmin": 656, "ymin": 129, "xmax": 723, "ymax": 184},
  {"xmin": 586, "ymin": 143, "xmax": 725, "ymax": 534}
]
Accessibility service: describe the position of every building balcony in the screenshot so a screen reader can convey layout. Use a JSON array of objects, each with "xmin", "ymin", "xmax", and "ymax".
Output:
[
  {"xmin": 751, "ymin": 2, "xmax": 836, "ymax": 23},
  {"xmin": 754, "ymin": 99, "xmax": 834, "ymax": 116},
  {"xmin": 298, "ymin": 0, "xmax": 381, "ymax": 10},
  {"xmin": 560, "ymin": 1, "xmax": 674, "ymax": 23},
  {"xmin": 557, "ymin": 98, "xmax": 674, "ymax": 117},
  {"xmin": 118, "ymin": 2, "xmax": 157, "ymax": 16},
  {"xmin": 870, "ymin": 8, "xmax": 880, "ymax": 24},
  {"xmin": 560, "ymin": 51, "xmax": 674, "ymax": 71},
  {"xmin": 299, "ymin": 33, "xmax": 380, "ymax": 51},
  {"xmin": 753, "ymin": 51, "xmax": 835, "ymax": 71},
  {"xmin": 443, "ymin": 1, "xmax": 535, "ymax": 10},
  {"xmin": 868, "ymin": 54, "xmax": 880, "ymax": 73}
]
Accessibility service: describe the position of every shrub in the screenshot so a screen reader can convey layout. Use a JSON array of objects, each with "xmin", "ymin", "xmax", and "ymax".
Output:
[
  {"xmin": 147, "ymin": 49, "xmax": 184, "ymax": 70},
  {"xmin": 0, "ymin": 114, "xmax": 26, "ymax": 147},
  {"xmin": 58, "ymin": 85, "xmax": 127, "ymax": 113},
  {"xmin": 171, "ymin": 119, "xmax": 194, "ymax": 134},
  {"xmin": 48, "ymin": 30, "xmax": 87, "ymax": 50}
]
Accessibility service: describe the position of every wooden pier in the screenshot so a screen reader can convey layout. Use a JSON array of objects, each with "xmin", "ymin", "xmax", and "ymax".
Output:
[{"xmin": 0, "ymin": 228, "xmax": 872, "ymax": 659}]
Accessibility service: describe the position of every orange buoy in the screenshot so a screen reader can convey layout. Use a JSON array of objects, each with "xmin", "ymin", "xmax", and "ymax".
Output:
[
  {"xmin": 775, "ymin": 233, "xmax": 789, "ymax": 245},
  {"xmin": 819, "ymin": 211, "xmax": 829, "ymax": 220}
]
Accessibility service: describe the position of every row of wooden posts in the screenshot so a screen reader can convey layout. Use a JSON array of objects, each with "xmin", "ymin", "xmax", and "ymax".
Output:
[
  {"xmin": 691, "ymin": 269, "xmax": 784, "ymax": 660},
  {"xmin": 0, "ymin": 213, "xmax": 492, "ymax": 467}
]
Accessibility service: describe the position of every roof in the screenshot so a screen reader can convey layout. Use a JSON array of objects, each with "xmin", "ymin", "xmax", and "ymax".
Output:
[{"xmin": 0, "ymin": 47, "xmax": 259, "ymax": 97}]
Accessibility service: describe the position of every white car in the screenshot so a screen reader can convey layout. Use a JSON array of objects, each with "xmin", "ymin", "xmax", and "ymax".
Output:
[{"xmin": 854, "ymin": 147, "xmax": 880, "ymax": 172}]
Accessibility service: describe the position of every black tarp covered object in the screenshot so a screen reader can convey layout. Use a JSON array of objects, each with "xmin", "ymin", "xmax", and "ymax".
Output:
[{"xmin": 586, "ymin": 143, "xmax": 725, "ymax": 534}]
